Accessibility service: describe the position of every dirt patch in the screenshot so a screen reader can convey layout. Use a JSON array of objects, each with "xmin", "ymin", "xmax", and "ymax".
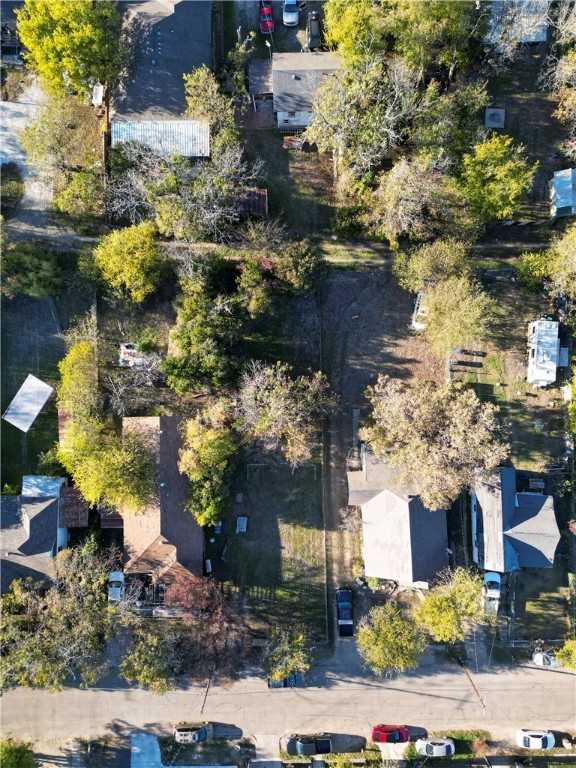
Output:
[{"xmin": 159, "ymin": 737, "xmax": 255, "ymax": 768}]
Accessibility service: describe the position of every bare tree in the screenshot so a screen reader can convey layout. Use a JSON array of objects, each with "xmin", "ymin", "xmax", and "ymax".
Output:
[{"xmin": 339, "ymin": 506, "xmax": 362, "ymax": 533}]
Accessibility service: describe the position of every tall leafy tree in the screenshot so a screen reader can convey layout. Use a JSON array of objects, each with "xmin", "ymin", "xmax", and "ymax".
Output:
[
  {"xmin": 359, "ymin": 376, "xmax": 510, "ymax": 511},
  {"xmin": 264, "ymin": 626, "xmax": 312, "ymax": 681},
  {"xmin": 0, "ymin": 539, "xmax": 116, "ymax": 693},
  {"xmin": 357, "ymin": 603, "xmax": 426, "ymax": 676},
  {"xmin": 16, "ymin": 0, "xmax": 123, "ymax": 97},
  {"xmin": 556, "ymin": 637, "xmax": 576, "ymax": 671},
  {"xmin": 179, "ymin": 401, "xmax": 238, "ymax": 526},
  {"xmin": 518, "ymin": 224, "xmax": 576, "ymax": 295},
  {"xmin": 393, "ymin": 239, "xmax": 471, "ymax": 293},
  {"xmin": 183, "ymin": 65, "xmax": 237, "ymax": 141},
  {"xmin": 425, "ymin": 276, "xmax": 495, "ymax": 357},
  {"xmin": 460, "ymin": 135, "xmax": 538, "ymax": 222},
  {"xmin": 237, "ymin": 361, "xmax": 337, "ymax": 468},
  {"xmin": 0, "ymin": 738, "xmax": 37, "ymax": 768},
  {"xmin": 416, "ymin": 568, "xmax": 485, "ymax": 643},
  {"xmin": 93, "ymin": 221, "xmax": 164, "ymax": 303}
]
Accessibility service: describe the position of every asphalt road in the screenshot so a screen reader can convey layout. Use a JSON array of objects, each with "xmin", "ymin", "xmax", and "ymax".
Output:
[{"xmin": 2, "ymin": 645, "xmax": 574, "ymax": 748}]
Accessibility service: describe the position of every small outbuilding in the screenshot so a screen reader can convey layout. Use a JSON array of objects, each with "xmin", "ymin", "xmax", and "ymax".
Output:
[
  {"xmin": 2, "ymin": 374, "xmax": 54, "ymax": 433},
  {"xmin": 111, "ymin": 120, "xmax": 210, "ymax": 158},
  {"xmin": 527, "ymin": 319, "xmax": 560, "ymax": 388},
  {"xmin": 549, "ymin": 168, "xmax": 576, "ymax": 218}
]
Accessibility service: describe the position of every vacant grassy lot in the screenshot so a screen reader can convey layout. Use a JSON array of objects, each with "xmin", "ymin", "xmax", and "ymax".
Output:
[
  {"xmin": 1, "ymin": 295, "xmax": 64, "ymax": 488},
  {"xmin": 159, "ymin": 737, "xmax": 255, "ymax": 768},
  {"xmin": 513, "ymin": 558, "xmax": 571, "ymax": 641},
  {"xmin": 213, "ymin": 463, "xmax": 327, "ymax": 639}
]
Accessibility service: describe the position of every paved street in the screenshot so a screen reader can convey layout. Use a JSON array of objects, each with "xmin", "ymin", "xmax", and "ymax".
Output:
[{"xmin": 2, "ymin": 646, "xmax": 574, "ymax": 749}]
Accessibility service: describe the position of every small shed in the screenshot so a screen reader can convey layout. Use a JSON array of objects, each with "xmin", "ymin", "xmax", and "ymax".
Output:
[
  {"xmin": 549, "ymin": 168, "xmax": 576, "ymax": 217},
  {"xmin": 488, "ymin": 0, "xmax": 548, "ymax": 46},
  {"xmin": 2, "ymin": 374, "xmax": 54, "ymax": 433},
  {"xmin": 527, "ymin": 319, "xmax": 560, "ymax": 387},
  {"xmin": 111, "ymin": 120, "xmax": 210, "ymax": 158}
]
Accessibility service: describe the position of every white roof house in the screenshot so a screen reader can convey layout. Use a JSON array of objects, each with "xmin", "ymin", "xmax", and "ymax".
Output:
[
  {"xmin": 2, "ymin": 374, "xmax": 54, "ymax": 432},
  {"xmin": 527, "ymin": 320, "xmax": 560, "ymax": 387},
  {"xmin": 111, "ymin": 120, "xmax": 210, "ymax": 158},
  {"xmin": 549, "ymin": 168, "xmax": 576, "ymax": 218}
]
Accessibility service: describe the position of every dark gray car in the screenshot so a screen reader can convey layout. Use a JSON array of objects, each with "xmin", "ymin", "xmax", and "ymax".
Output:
[{"xmin": 306, "ymin": 11, "xmax": 322, "ymax": 50}]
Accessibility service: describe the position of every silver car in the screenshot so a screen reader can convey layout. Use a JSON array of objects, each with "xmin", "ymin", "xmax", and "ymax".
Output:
[{"xmin": 282, "ymin": 0, "xmax": 299, "ymax": 26}]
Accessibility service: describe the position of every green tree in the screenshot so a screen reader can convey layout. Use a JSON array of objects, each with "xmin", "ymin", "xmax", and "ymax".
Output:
[
  {"xmin": 275, "ymin": 240, "xmax": 328, "ymax": 295},
  {"xmin": 236, "ymin": 254, "xmax": 274, "ymax": 318},
  {"xmin": 393, "ymin": 239, "xmax": 471, "ymax": 292},
  {"xmin": 0, "ymin": 737, "xmax": 37, "ymax": 768},
  {"xmin": 416, "ymin": 568, "xmax": 484, "ymax": 643},
  {"xmin": 323, "ymin": 0, "xmax": 386, "ymax": 64},
  {"xmin": 518, "ymin": 224, "xmax": 576, "ymax": 295},
  {"xmin": 370, "ymin": 156, "xmax": 480, "ymax": 248},
  {"xmin": 183, "ymin": 65, "xmax": 237, "ymax": 141},
  {"xmin": 359, "ymin": 376, "xmax": 510, "ymax": 510},
  {"xmin": 164, "ymin": 275, "xmax": 241, "ymax": 394},
  {"xmin": 237, "ymin": 361, "xmax": 337, "ymax": 468},
  {"xmin": 264, "ymin": 626, "xmax": 312, "ymax": 681},
  {"xmin": 0, "ymin": 539, "xmax": 116, "ymax": 693},
  {"xmin": 19, "ymin": 93, "xmax": 103, "ymax": 175},
  {"xmin": 410, "ymin": 81, "xmax": 489, "ymax": 168},
  {"xmin": 16, "ymin": 0, "xmax": 123, "ymax": 97},
  {"xmin": 57, "ymin": 340, "xmax": 99, "ymax": 420},
  {"xmin": 425, "ymin": 276, "xmax": 495, "ymax": 357},
  {"xmin": 357, "ymin": 603, "xmax": 426, "ymax": 676},
  {"xmin": 53, "ymin": 168, "xmax": 104, "ymax": 221},
  {"xmin": 460, "ymin": 135, "xmax": 537, "ymax": 222},
  {"xmin": 119, "ymin": 620, "xmax": 183, "ymax": 694},
  {"xmin": 556, "ymin": 638, "xmax": 576, "ymax": 671},
  {"xmin": 93, "ymin": 221, "xmax": 164, "ymax": 302},
  {"xmin": 178, "ymin": 401, "xmax": 238, "ymax": 526},
  {"xmin": 303, "ymin": 56, "xmax": 421, "ymax": 178}
]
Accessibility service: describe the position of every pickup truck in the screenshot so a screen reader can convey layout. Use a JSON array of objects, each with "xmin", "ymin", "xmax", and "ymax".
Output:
[{"xmin": 286, "ymin": 734, "xmax": 332, "ymax": 756}]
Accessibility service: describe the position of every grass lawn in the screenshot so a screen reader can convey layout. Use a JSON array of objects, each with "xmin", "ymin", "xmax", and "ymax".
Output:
[
  {"xmin": 1, "ymin": 295, "xmax": 65, "ymax": 489},
  {"xmin": 212, "ymin": 462, "xmax": 327, "ymax": 639},
  {"xmin": 513, "ymin": 561, "xmax": 571, "ymax": 641},
  {"xmin": 242, "ymin": 129, "xmax": 336, "ymax": 238}
]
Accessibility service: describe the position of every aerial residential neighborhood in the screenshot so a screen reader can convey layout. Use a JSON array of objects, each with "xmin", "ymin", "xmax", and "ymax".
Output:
[{"xmin": 0, "ymin": 0, "xmax": 575, "ymax": 766}]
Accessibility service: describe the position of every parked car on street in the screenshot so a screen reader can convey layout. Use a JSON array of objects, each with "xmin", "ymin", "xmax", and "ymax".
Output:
[
  {"xmin": 260, "ymin": 2, "xmax": 274, "ymax": 34},
  {"xmin": 336, "ymin": 588, "xmax": 354, "ymax": 637},
  {"xmin": 532, "ymin": 650, "xmax": 561, "ymax": 668},
  {"xmin": 173, "ymin": 722, "xmax": 214, "ymax": 744},
  {"xmin": 482, "ymin": 572, "xmax": 501, "ymax": 615},
  {"xmin": 267, "ymin": 672, "xmax": 306, "ymax": 688},
  {"xmin": 107, "ymin": 571, "xmax": 125, "ymax": 603},
  {"xmin": 515, "ymin": 729, "xmax": 555, "ymax": 750},
  {"xmin": 282, "ymin": 0, "xmax": 299, "ymax": 26},
  {"xmin": 415, "ymin": 738, "xmax": 455, "ymax": 757},
  {"xmin": 371, "ymin": 725, "xmax": 409, "ymax": 743},
  {"xmin": 286, "ymin": 734, "xmax": 332, "ymax": 756},
  {"xmin": 306, "ymin": 10, "xmax": 322, "ymax": 49}
]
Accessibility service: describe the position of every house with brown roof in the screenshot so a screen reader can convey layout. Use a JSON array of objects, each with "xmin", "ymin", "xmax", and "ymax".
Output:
[{"xmin": 121, "ymin": 416, "xmax": 203, "ymax": 586}]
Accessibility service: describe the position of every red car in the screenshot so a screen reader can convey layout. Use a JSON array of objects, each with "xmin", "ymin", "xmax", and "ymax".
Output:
[
  {"xmin": 260, "ymin": 4, "xmax": 274, "ymax": 34},
  {"xmin": 371, "ymin": 725, "xmax": 410, "ymax": 744}
]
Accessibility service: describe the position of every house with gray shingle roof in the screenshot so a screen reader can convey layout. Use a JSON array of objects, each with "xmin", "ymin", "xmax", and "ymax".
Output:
[
  {"xmin": 347, "ymin": 445, "xmax": 448, "ymax": 588},
  {"xmin": 1, "ymin": 496, "xmax": 59, "ymax": 593},
  {"xmin": 272, "ymin": 52, "xmax": 341, "ymax": 131},
  {"xmin": 471, "ymin": 467, "xmax": 560, "ymax": 572},
  {"xmin": 121, "ymin": 416, "xmax": 203, "ymax": 585}
]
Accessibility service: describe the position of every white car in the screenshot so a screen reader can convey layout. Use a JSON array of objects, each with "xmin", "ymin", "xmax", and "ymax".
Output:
[
  {"xmin": 482, "ymin": 571, "xmax": 501, "ymax": 615},
  {"xmin": 515, "ymin": 729, "xmax": 555, "ymax": 750},
  {"xmin": 532, "ymin": 651, "xmax": 561, "ymax": 668},
  {"xmin": 108, "ymin": 571, "xmax": 125, "ymax": 603},
  {"xmin": 282, "ymin": 0, "xmax": 299, "ymax": 26},
  {"xmin": 415, "ymin": 738, "xmax": 455, "ymax": 757}
]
